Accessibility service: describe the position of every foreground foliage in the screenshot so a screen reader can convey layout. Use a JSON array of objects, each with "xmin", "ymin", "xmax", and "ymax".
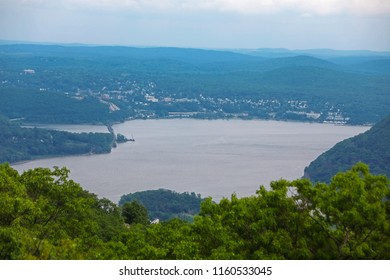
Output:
[
  {"xmin": 0, "ymin": 163, "xmax": 389, "ymax": 259},
  {"xmin": 0, "ymin": 165, "xmax": 124, "ymax": 259}
]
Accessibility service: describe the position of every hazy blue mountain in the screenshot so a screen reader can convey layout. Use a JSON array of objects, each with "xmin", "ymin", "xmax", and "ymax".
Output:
[
  {"xmin": 344, "ymin": 59, "xmax": 390, "ymax": 74},
  {"xmin": 0, "ymin": 44, "xmax": 261, "ymax": 64},
  {"xmin": 235, "ymin": 48, "xmax": 390, "ymax": 59}
]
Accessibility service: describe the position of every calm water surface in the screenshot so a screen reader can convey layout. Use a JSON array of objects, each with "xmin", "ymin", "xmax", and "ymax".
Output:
[{"xmin": 13, "ymin": 119, "xmax": 369, "ymax": 203}]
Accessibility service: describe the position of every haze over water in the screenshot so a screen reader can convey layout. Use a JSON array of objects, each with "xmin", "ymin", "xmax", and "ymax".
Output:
[{"xmin": 13, "ymin": 119, "xmax": 369, "ymax": 203}]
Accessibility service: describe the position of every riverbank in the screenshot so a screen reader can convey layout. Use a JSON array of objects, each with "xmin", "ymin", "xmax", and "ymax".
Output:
[{"xmin": 12, "ymin": 119, "xmax": 369, "ymax": 203}]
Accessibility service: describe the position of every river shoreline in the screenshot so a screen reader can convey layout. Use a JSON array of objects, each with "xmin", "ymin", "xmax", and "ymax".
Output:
[
  {"xmin": 10, "ymin": 118, "xmax": 371, "ymax": 166},
  {"xmin": 11, "ymin": 119, "xmax": 369, "ymax": 203}
]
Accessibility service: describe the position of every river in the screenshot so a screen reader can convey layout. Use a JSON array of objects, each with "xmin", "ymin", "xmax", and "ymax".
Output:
[{"xmin": 13, "ymin": 119, "xmax": 369, "ymax": 203}]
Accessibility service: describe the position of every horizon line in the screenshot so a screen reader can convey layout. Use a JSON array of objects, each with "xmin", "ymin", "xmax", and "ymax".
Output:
[{"xmin": 1, "ymin": 39, "xmax": 389, "ymax": 54}]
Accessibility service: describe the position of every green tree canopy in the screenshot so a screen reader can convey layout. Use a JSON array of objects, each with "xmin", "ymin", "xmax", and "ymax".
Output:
[
  {"xmin": 189, "ymin": 162, "xmax": 390, "ymax": 259},
  {"xmin": 0, "ymin": 163, "xmax": 388, "ymax": 260},
  {"xmin": 122, "ymin": 201, "xmax": 149, "ymax": 225},
  {"xmin": 0, "ymin": 164, "xmax": 124, "ymax": 259}
]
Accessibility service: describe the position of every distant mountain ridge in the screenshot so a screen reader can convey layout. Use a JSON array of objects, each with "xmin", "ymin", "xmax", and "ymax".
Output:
[
  {"xmin": 234, "ymin": 48, "xmax": 390, "ymax": 58},
  {"xmin": 0, "ymin": 43, "xmax": 389, "ymax": 125},
  {"xmin": 304, "ymin": 115, "xmax": 390, "ymax": 182}
]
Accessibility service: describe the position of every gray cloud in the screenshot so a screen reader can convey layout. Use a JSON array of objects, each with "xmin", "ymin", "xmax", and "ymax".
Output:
[
  {"xmin": 4, "ymin": 0, "xmax": 390, "ymax": 16},
  {"xmin": 1, "ymin": 0, "xmax": 389, "ymax": 50}
]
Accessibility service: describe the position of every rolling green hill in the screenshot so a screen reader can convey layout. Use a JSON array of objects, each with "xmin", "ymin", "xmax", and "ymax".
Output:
[
  {"xmin": 0, "ymin": 116, "xmax": 114, "ymax": 163},
  {"xmin": 304, "ymin": 115, "xmax": 390, "ymax": 182},
  {"xmin": 119, "ymin": 189, "xmax": 204, "ymax": 222}
]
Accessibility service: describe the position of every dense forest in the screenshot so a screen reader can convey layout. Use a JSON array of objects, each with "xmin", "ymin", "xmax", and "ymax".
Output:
[
  {"xmin": 304, "ymin": 115, "xmax": 390, "ymax": 182},
  {"xmin": 0, "ymin": 116, "xmax": 114, "ymax": 163},
  {"xmin": 1, "ymin": 44, "xmax": 389, "ymax": 125},
  {"xmin": 1, "ymin": 163, "xmax": 389, "ymax": 260},
  {"xmin": 119, "ymin": 189, "xmax": 204, "ymax": 222}
]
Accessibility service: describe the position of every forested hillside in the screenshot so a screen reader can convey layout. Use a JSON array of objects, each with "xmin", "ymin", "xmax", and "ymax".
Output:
[
  {"xmin": 1, "ymin": 44, "xmax": 389, "ymax": 125},
  {"xmin": 1, "ymin": 163, "xmax": 389, "ymax": 260},
  {"xmin": 0, "ymin": 116, "xmax": 113, "ymax": 163},
  {"xmin": 0, "ymin": 88, "xmax": 127, "ymax": 124},
  {"xmin": 304, "ymin": 115, "xmax": 390, "ymax": 182},
  {"xmin": 119, "ymin": 189, "xmax": 204, "ymax": 221}
]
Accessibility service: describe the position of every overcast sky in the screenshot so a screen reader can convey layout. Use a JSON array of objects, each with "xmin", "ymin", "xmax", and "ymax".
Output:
[{"xmin": 1, "ymin": 0, "xmax": 390, "ymax": 50}]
